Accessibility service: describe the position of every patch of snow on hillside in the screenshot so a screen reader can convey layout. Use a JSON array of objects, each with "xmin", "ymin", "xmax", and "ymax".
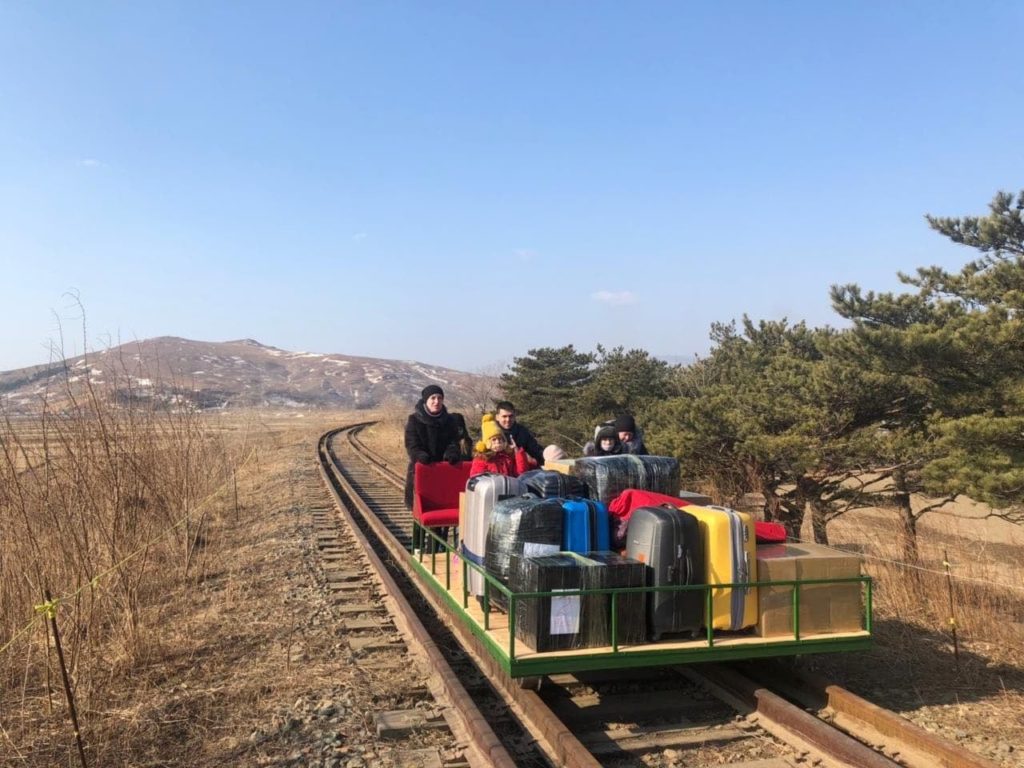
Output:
[
  {"xmin": 325, "ymin": 359, "xmax": 349, "ymax": 366},
  {"xmin": 266, "ymin": 349, "xmax": 283, "ymax": 356},
  {"xmin": 412, "ymin": 366, "xmax": 448, "ymax": 384},
  {"xmin": 133, "ymin": 378, "xmax": 153, "ymax": 387}
]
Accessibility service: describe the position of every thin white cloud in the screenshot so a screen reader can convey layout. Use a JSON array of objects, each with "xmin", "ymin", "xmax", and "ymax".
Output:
[
  {"xmin": 591, "ymin": 290, "xmax": 637, "ymax": 306},
  {"xmin": 351, "ymin": 232, "xmax": 368, "ymax": 241},
  {"xmin": 77, "ymin": 158, "xmax": 102, "ymax": 168}
]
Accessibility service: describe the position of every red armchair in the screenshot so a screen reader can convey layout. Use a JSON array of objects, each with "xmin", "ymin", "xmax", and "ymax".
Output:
[{"xmin": 412, "ymin": 461, "xmax": 471, "ymax": 533}]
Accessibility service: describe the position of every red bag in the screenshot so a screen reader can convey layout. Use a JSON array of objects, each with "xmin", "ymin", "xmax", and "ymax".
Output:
[
  {"xmin": 607, "ymin": 488, "xmax": 691, "ymax": 520},
  {"xmin": 755, "ymin": 521, "xmax": 786, "ymax": 543}
]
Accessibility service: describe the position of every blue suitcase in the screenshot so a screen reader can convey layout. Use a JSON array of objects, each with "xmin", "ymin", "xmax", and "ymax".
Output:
[{"xmin": 562, "ymin": 498, "xmax": 611, "ymax": 553}]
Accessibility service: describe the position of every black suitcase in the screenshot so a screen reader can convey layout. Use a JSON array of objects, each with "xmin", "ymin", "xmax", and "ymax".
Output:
[
  {"xmin": 519, "ymin": 469, "xmax": 589, "ymax": 499},
  {"xmin": 626, "ymin": 506, "xmax": 705, "ymax": 640},
  {"xmin": 510, "ymin": 553, "xmax": 587, "ymax": 652},
  {"xmin": 582, "ymin": 551, "xmax": 647, "ymax": 646}
]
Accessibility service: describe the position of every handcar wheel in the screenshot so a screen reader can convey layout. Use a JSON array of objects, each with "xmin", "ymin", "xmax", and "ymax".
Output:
[{"xmin": 517, "ymin": 675, "xmax": 543, "ymax": 691}]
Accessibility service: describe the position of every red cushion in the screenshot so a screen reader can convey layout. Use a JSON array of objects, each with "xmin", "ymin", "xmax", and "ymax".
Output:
[
  {"xmin": 608, "ymin": 489, "xmax": 692, "ymax": 520},
  {"xmin": 413, "ymin": 461, "xmax": 471, "ymax": 523},
  {"xmin": 419, "ymin": 507, "xmax": 460, "ymax": 527},
  {"xmin": 755, "ymin": 521, "xmax": 787, "ymax": 543}
]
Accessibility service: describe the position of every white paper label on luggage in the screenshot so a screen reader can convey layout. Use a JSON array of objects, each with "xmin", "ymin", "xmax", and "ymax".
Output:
[
  {"xmin": 522, "ymin": 542, "xmax": 560, "ymax": 558},
  {"xmin": 550, "ymin": 589, "xmax": 580, "ymax": 635}
]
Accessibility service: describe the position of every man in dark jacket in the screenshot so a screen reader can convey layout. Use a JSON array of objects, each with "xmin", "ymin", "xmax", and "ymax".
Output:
[
  {"xmin": 404, "ymin": 384, "xmax": 470, "ymax": 510},
  {"xmin": 494, "ymin": 400, "xmax": 545, "ymax": 467}
]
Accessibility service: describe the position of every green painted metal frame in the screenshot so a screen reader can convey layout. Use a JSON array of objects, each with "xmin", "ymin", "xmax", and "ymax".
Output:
[{"xmin": 410, "ymin": 521, "xmax": 874, "ymax": 678}]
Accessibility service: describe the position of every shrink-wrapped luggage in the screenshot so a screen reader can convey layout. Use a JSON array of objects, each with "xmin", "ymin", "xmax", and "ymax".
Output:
[
  {"xmin": 685, "ymin": 505, "xmax": 757, "ymax": 631},
  {"xmin": 484, "ymin": 497, "xmax": 563, "ymax": 606},
  {"xmin": 626, "ymin": 506, "xmax": 705, "ymax": 640},
  {"xmin": 582, "ymin": 551, "xmax": 647, "ymax": 646},
  {"xmin": 562, "ymin": 498, "xmax": 611, "ymax": 554},
  {"xmin": 571, "ymin": 455, "xmax": 680, "ymax": 504},
  {"xmin": 519, "ymin": 469, "xmax": 589, "ymax": 499},
  {"xmin": 462, "ymin": 474, "xmax": 526, "ymax": 597},
  {"xmin": 510, "ymin": 553, "xmax": 587, "ymax": 652}
]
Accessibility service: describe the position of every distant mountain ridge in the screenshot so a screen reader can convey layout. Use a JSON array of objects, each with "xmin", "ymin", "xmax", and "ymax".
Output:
[{"xmin": 0, "ymin": 336, "xmax": 488, "ymax": 414}]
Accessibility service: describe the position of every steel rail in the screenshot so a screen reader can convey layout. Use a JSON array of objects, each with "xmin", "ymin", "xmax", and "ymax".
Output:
[{"xmin": 317, "ymin": 427, "xmax": 516, "ymax": 768}]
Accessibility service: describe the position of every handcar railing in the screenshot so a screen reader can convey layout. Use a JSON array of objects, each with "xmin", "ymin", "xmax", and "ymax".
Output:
[{"xmin": 411, "ymin": 521, "xmax": 873, "ymax": 667}]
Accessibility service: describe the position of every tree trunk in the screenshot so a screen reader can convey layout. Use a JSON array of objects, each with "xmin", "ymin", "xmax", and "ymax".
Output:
[
  {"xmin": 893, "ymin": 468, "xmax": 920, "ymax": 565},
  {"xmin": 809, "ymin": 497, "xmax": 830, "ymax": 545}
]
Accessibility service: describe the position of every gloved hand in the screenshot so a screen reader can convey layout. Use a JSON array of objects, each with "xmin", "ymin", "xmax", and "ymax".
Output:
[{"xmin": 443, "ymin": 445, "xmax": 461, "ymax": 465}]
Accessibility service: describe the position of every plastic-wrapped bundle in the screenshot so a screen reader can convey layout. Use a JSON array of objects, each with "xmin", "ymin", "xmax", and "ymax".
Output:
[
  {"xmin": 571, "ymin": 455, "xmax": 680, "ymax": 504},
  {"xmin": 582, "ymin": 552, "xmax": 647, "ymax": 646},
  {"xmin": 484, "ymin": 497, "xmax": 564, "ymax": 606},
  {"xmin": 518, "ymin": 469, "xmax": 589, "ymax": 499},
  {"xmin": 510, "ymin": 553, "xmax": 587, "ymax": 652}
]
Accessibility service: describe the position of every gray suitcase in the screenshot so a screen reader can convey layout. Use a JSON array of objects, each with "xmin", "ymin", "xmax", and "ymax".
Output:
[
  {"xmin": 462, "ymin": 473, "xmax": 525, "ymax": 597},
  {"xmin": 626, "ymin": 506, "xmax": 705, "ymax": 640}
]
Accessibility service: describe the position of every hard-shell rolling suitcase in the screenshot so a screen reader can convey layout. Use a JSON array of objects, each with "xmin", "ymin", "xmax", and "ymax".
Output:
[
  {"xmin": 572, "ymin": 455, "xmax": 680, "ymax": 504},
  {"xmin": 519, "ymin": 469, "xmax": 589, "ymax": 499},
  {"xmin": 463, "ymin": 473, "xmax": 526, "ymax": 597},
  {"xmin": 561, "ymin": 498, "xmax": 611, "ymax": 553},
  {"xmin": 684, "ymin": 504, "xmax": 757, "ymax": 631},
  {"xmin": 625, "ymin": 506, "xmax": 705, "ymax": 640},
  {"xmin": 484, "ymin": 496, "xmax": 564, "ymax": 607}
]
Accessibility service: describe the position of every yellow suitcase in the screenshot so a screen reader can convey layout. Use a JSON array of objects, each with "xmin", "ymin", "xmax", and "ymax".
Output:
[{"xmin": 684, "ymin": 504, "xmax": 757, "ymax": 630}]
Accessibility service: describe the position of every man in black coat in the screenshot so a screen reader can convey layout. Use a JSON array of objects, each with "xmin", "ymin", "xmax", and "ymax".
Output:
[
  {"xmin": 494, "ymin": 400, "xmax": 544, "ymax": 467},
  {"xmin": 404, "ymin": 384, "xmax": 470, "ymax": 510}
]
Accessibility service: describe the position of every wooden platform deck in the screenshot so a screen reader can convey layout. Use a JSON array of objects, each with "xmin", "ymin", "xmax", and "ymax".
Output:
[{"xmin": 410, "ymin": 547, "xmax": 872, "ymax": 677}]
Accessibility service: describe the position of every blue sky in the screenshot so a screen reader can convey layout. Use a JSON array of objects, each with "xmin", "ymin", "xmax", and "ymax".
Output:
[{"xmin": 2, "ymin": 2, "xmax": 1022, "ymax": 373}]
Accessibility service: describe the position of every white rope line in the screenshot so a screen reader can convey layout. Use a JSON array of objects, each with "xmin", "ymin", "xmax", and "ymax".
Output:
[{"xmin": 785, "ymin": 534, "xmax": 1024, "ymax": 594}]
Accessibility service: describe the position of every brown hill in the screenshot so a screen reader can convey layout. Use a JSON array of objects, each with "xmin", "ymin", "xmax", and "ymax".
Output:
[{"xmin": 0, "ymin": 337, "xmax": 491, "ymax": 414}]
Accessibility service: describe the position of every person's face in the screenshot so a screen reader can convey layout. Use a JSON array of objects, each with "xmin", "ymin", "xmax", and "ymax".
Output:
[
  {"xmin": 425, "ymin": 394, "xmax": 444, "ymax": 414},
  {"xmin": 488, "ymin": 435, "xmax": 506, "ymax": 452},
  {"xmin": 496, "ymin": 409, "xmax": 516, "ymax": 429},
  {"xmin": 618, "ymin": 430, "xmax": 633, "ymax": 443},
  {"xmin": 600, "ymin": 438, "xmax": 616, "ymax": 451}
]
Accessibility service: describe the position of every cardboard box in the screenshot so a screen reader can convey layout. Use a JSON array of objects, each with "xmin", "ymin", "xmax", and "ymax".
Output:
[
  {"xmin": 543, "ymin": 458, "xmax": 577, "ymax": 475},
  {"xmin": 755, "ymin": 542, "xmax": 863, "ymax": 637}
]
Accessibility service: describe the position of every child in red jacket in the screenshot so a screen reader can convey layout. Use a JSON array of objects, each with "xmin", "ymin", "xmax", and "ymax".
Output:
[{"xmin": 469, "ymin": 413, "xmax": 531, "ymax": 477}]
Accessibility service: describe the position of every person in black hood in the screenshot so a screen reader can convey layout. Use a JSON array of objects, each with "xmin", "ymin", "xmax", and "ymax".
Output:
[
  {"xmin": 403, "ymin": 384, "xmax": 471, "ymax": 510},
  {"xmin": 613, "ymin": 413, "xmax": 649, "ymax": 456},
  {"xmin": 593, "ymin": 425, "xmax": 623, "ymax": 456}
]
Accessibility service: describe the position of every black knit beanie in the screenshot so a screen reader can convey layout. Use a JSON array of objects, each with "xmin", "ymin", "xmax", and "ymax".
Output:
[
  {"xmin": 596, "ymin": 426, "xmax": 618, "ymax": 442},
  {"xmin": 421, "ymin": 384, "xmax": 444, "ymax": 400},
  {"xmin": 614, "ymin": 413, "xmax": 637, "ymax": 433}
]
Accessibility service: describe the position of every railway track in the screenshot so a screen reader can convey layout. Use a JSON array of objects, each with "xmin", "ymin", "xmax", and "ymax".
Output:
[{"xmin": 318, "ymin": 422, "xmax": 1000, "ymax": 768}]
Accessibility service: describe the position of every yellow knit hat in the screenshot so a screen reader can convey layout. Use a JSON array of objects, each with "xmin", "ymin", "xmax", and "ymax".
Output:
[{"xmin": 475, "ymin": 413, "xmax": 507, "ymax": 453}]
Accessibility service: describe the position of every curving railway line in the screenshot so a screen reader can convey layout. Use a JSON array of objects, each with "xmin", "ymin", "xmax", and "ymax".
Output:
[{"xmin": 317, "ymin": 422, "xmax": 999, "ymax": 768}]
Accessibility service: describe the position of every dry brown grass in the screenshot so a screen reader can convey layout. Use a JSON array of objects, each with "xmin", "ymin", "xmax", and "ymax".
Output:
[{"xmin": 0, "ymin": 352, "xmax": 305, "ymax": 764}]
